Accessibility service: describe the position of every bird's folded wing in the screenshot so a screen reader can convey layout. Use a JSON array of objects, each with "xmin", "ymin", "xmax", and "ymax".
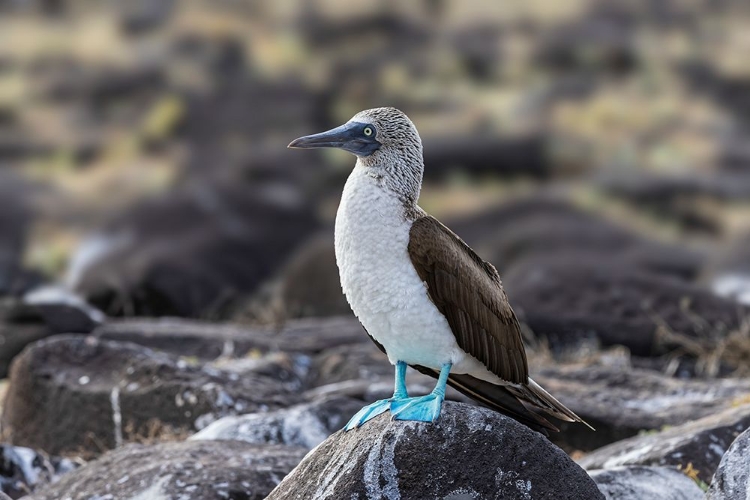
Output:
[{"xmin": 407, "ymin": 215, "xmax": 529, "ymax": 384}]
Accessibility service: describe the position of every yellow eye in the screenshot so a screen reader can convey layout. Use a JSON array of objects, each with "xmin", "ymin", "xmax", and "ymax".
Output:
[{"xmin": 363, "ymin": 127, "xmax": 373, "ymax": 137}]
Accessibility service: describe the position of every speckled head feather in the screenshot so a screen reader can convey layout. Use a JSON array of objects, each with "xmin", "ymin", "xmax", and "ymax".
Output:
[{"xmin": 349, "ymin": 107, "xmax": 424, "ymax": 206}]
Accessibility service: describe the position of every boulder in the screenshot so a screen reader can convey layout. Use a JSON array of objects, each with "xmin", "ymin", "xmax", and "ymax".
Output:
[
  {"xmin": 705, "ymin": 230, "xmax": 750, "ymax": 306},
  {"xmin": 578, "ymin": 404, "xmax": 750, "ymax": 484},
  {"xmin": 190, "ymin": 396, "xmax": 364, "ymax": 450},
  {"xmin": 94, "ymin": 315, "xmax": 368, "ymax": 360},
  {"xmin": 504, "ymin": 252, "xmax": 748, "ymax": 369},
  {"xmin": 72, "ymin": 179, "xmax": 319, "ymax": 318},
  {"xmin": 1, "ymin": 444, "xmax": 78, "ymax": 499},
  {"xmin": 0, "ymin": 291, "xmax": 102, "ymax": 378},
  {"xmin": 706, "ymin": 426, "xmax": 750, "ymax": 499},
  {"xmin": 534, "ymin": 364, "xmax": 750, "ymax": 451},
  {"xmin": 449, "ymin": 196, "xmax": 704, "ymax": 281},
  {"xmin": 1, "ymin": 335, "xmax": 299, "ymax": 456},
  {"xmin": 29, "ymin": 440, "xmax": 306, "ymax": 500},
  {"xmin": 267, "ymin": 401, "xmax": 604, "ymax": 500},
  {"xmin": 589, "ymin": 466, "xmax": 704, "ymax": 500}
]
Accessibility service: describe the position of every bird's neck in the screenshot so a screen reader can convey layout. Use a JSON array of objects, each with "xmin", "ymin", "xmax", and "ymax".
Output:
[{"xmin": 355, "ymin": 155, "xmax": 423, "ymax": 212}]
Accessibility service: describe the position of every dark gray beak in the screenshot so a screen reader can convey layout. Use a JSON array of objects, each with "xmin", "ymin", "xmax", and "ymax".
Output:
[{"xmin": 288, "ymin": 121, "xmax": 380, "ymax": 157}]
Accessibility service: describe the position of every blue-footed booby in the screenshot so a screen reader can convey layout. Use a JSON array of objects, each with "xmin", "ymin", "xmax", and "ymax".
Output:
[{"xmin": 289, "ymin": 107, "xmax": 592, "ymax": 434}]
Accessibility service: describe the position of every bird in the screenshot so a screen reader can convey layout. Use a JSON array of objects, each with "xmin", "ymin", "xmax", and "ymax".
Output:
[{"xmin": 289, "ymin": 107, "xmax": 592, "ymax": 434}]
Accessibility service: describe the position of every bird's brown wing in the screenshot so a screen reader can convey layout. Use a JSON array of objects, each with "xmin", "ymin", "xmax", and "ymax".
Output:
[{"xmin": 407, "ymin": 215, "xmax": 529, "ymax": 384}]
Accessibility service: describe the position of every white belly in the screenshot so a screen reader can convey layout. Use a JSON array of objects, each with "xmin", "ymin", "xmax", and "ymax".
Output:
[{"xmin": 334, "ymin": 166, "xmax": 496, "ymax": 378}]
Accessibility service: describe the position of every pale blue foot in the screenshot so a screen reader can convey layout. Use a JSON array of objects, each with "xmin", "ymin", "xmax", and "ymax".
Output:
[
  {"xmin": 391, "ymin": 362, "xmax": 452, "ymax": 423},
  {"xmin": 390, "ymin": 392, "xmax": 445, "ymax": 422},
  {"xmin": 344, "ymin": 361, "xmax": 409, "ymax": 431},
  {"xmin": 344, "ymin": 397, "xmax": 402, "ymax": 430}
]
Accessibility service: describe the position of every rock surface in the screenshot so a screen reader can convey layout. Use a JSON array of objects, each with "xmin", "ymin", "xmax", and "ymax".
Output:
[
  {"xmin": 589, "ymin": 465, "xmax": 704, "ymax": 500},
  {"xmin": 29, "ymin": 440, "xmax": 306, "ymax": 500},
  {"xmin": 190, "ymin": 396, "xmax": 364, "ymax": 450},
  {"xmin": 706, "ymin": 426, "xmax": 750, "ymax": 499},
  {"xmin": 505, "ymin": 252, "xmax": 747, "ymax": 365},
  {"xmin": 72, "ymin": 179, "xmax": 319, "ymax": 318},
  {"xmin": 267, "ymin": 401, "xmax": 604, "ymax": 500},
  {"xmin": 578, "ymin": 404, "xmax": 750, "ymax": 483},
  {"xmin": 1, "ymin": 335, "xmax": 299, "ymax": 456},
  {"xmin": 534, "ymin": 365, "xmax": 750, "ymax": 451},
  {"xmin": 0, "ymin": 444, "xmax": 78, "ymax": 499},
  {"xmin": 94, "ymin": 315, "xmax": 367, "ymax": 359}
]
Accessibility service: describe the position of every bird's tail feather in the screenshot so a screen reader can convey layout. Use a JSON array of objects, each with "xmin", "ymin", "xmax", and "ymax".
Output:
[
  {"xmin": 412, "ymin": 365, "xmax": 557, "ymax": 435},
  {"xmin": 507, "ymin": 378, "xmax": 595, "ymax": 431}
]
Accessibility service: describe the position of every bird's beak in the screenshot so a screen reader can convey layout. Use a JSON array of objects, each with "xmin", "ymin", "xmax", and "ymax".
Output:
[{"xmin": 288, "ymin": 121, "xmax": 380, "ymax": 157}]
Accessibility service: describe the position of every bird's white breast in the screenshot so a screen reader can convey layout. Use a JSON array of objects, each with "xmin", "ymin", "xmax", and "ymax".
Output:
[{"xmin": 334, "ymin": 165, "xmax": 493, "ymax": 377}]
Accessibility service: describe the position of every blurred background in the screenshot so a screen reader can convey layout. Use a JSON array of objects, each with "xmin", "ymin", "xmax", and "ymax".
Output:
[
  {"xmin": 1, "ymin": 0, "xmax": 750, "ymax": 494},
  {"xmin": 2, "ymin": 0, "xmax": 750, "ymax": 369}
]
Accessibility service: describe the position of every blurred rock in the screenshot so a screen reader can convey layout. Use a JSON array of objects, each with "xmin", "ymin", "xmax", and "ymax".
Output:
[
  {"xmin": 268, "ymin": 401, "xmax": 603, "ymax": 499},
  {"xmin": 307, "ymin": 342, "xmax": 392, "ymax": 388},
  {"xmin": 451, "ymin": 197, "xmax": 704, "ymax": 280},
  {"xmin": 0, "ymin": 290, "xmax": 101, "ymax": 378},
  {"xmin": 1, "ymin": 335, "xmax": 299, "ymax": 456},
  {"xmin": 191, "ymin": 396, "xmax": 363, "ymax": 450},
  {"xmin": 706, "ymin": 425, "xmax": 750, "ymax": 499},
  {"xmin": 589, "ymin": 466, "xmax": 704, "ymax": 500},
  {"xmin": 536, "ymin": 365, "xmax": 750, "ymax": 452},
  {"xmin": 705, "ymin": 230, "xmax": 750, "ymax": 306},
  {"xmin": 0, "ymin": 444, "xmax": 78, "ymax": 499},
  {"xmin": 578, "ymin": 404, "xmax": 750, "ymax": 484},
  {"xmin": 504, "ymin": 252, "xmax": 747, "ymax": 365},
  {"xmin": 0, "ymin": 172, "xmax": 35, "ymax": 297},
  {"xmin": 29, "ymin": 440, "xmax": 306, "ymax": 500},
  {"xmin": 423, "ymin": 134, "xmax": 550, "ymax": 178},
  {"xmin": 72, "ymin": 179, "xmax": 319, "ymax": 317},
  {"xmin": 95, "ymin": 315, "xmax": 368, "ymax": 359},
  {"xmin": 270, "ymin": 233, "xmax": 351, "ymax": 319}
]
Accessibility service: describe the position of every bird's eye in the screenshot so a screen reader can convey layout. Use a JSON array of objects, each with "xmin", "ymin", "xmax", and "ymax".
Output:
[{"xmin": 363, "ymin": 126, "xmax": 373, "ymax": 137}]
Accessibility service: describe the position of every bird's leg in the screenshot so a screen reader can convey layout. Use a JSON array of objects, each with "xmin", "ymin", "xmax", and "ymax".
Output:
[
  {"xmin": 344, "ymin": 361, "xmax": 409, "ymax": 431},
  {"xmin": 390, "ymin": 362, "xmax": 451, "ymax": 423}
]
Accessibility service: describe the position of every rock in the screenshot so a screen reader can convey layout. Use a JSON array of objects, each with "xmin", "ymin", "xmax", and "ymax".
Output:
[
  {"xmin": 578, "ymin": 404, "xmax": 750, "ymax": 484},
  {"xmin": 29, "ymin": 440, "xmax": 306, "ymax": 500},
  {"xmin": 706, "ymin": 426, "xmax": 750, "ymax": 499},
  {"xmin": 0, "ymin": 492, "xmax": 10, "ymax": 500},
  {"xmin": 1, "ymin": 444, "xmax": 79, "ymax": 499},
  {"xmin": 705, "ymin": 230, "xmax": 750, "ymax": 306},
  {"xmin": 267, "ymin": 401, "xmax": 604, "ymax": 500},
  {"xmin": 191, "ymin": 396, "xmax": 364, "ymax": 450},
  {"xmin": 450, "ymin": 196, "xmax": 704, "ymax": 281},
  {"xmin": 72, "ymin": 179, "xmax": 319, "ymax": 318},
  {"xmin": 504, "ymin": 252, "xmax": 747, "ymax": 367},
  {"xmin": 94, "ymin": 316, "xmax": 368, "ymax": 359},
  {"xmin": 534, "ymin": 364, "xmax": 750, "ymax": 451},
  {"xmin": 22, "ymin": 286, "xmax": 104, "ymax": 333},
  {"xmin": 589, "ymin": 466, "xmax": 704, "ymax": 500},
  {"xmin": 0, "ymin": 172, "xmax": 34, "ymax": 297},
  {"xmin": 271, "ymin": 234, "xmax": 351, "ymax": 319},
  {"xmin": 0, "ymin": 290, "xmax": 102, "ymax": 378},
  {"xmin": 1, "ymin": 335, "xmax": 299, "ymax": 456}
]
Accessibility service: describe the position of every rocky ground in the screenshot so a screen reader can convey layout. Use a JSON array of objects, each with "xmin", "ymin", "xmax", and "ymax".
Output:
[{"xmin": 3, "ymin": 0, "xmax": 750, "ymax": 499}]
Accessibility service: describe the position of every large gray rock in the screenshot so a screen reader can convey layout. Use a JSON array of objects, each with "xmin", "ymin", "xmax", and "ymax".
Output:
[
  {"xmin": 534, "ymin": 365, "xmax": 750, "ymax": 451},
  {"xmin": 267, "ymin": 401, "xmax": 604, "ymax": 500},
  {"xmin": 505, "ymin": 252, "xmax": 747, "ymax": 367},
  {"xmin": 578, "ymin": 404, "xmax": 750, "ymax": 484},
  {"xmin": 707, "ymin": 426, "xmax": 750, "ymax": 499},
  {"xmin": 29, "ymin": 440, "xmax": 306, "ymax": 500},
  {"xmin": 190, "ymin": 396, "xmax": 364, "ymax": 449},
  {"xmin": 1, "ymin": 335, "xmax": 300, "ymax": 456},
  {"xmin": 589, "ymin": 466, "xmax": 704, "ymax": 500},
  {"xmin": 94, "ymin": 315, "xmax": 368, "ymax": 360}
]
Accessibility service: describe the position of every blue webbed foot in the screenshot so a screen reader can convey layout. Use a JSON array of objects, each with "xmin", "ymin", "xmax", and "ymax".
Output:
[
  {"xmin": 390, "ymin": 392, "xmax": 445, "ymax": 422},
  {"xmin": 344, "ymin": 398, "xmax": 401, "ymax": 431}
]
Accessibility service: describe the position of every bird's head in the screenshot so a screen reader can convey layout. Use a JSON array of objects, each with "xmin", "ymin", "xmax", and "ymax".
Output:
[{"xmin": 289, "ymin": 107, "xmax": 424, "ymax": 203}]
